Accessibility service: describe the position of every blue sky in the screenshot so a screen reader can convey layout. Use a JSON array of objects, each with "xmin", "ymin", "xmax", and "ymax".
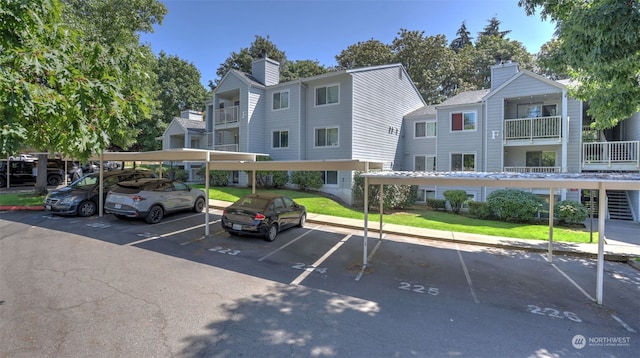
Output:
[{"xmin": 140, "ymin": 0, "xmax": 556, "ymax": 87}]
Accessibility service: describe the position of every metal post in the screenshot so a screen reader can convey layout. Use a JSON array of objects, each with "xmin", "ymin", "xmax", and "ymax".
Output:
[
  {"xmin": 205, "ymin": 161, "xmax": 210, "ymax": 238},
  {"xmin": 99, "ymin": 153, "xmax": 104, "ymax": 217},
  {"xmin": 589, "ymin": 190, "xmax": 594, "ymax": 243},
  {"xmin": 252, "ymin": 170, "xmax": 256, "ymax": 193},
  {"xmin": 548, "ymin": 188, "xmax": 555, "ymax": 262},
  {"xmin": 379, "ymin": 184, "xmax": 383, "ymax": 240},
  {"xmin": 363, "ymin": 177, "xmax": 369, "ymax": 268},
  {"xmin": 596, "ymin": 184, "xmax": 606, "ymax": 305}
]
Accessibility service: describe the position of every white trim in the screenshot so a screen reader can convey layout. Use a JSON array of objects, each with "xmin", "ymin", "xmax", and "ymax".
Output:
[
  {"xmin": 450, "ymin": 152, "xmax": 477, "ymax": 172},
  {"xmin": 414, "ymin": 120, "xmax": 437, "ymax": 139},
  {"xmin": 272, "ymin": 89, "xmax": 290, "ymax": 111},
  {"xmin": 313, "ymin": 125, "xmax": 340, "ymax": 148},
  {"xmin": 449, "ymin": 110, "xmax": 478, "ymax": 133},
  {"xmin": 314, "ymin": 83, "xmax": 340, "ymax": 107},
  {"xmin": 271, "ymin": 128, "xmax": 290, "ymax": 149}
]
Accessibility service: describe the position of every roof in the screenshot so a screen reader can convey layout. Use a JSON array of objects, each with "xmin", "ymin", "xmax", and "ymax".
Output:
[
  {"xmin": 174, "ymin": 118, "xmax": 206, "ymax": 133},
  {"xmin": 405, "ymin": 105, "xmax": 437, "ymax": 118},
  {"xmin": 437, "ymin": 89, "xmax": 490, "ymax": 107},
  {"xmin": 483, "ymin": 69, "xmax": 566, "ymax": 101},
  {"xmin": 89, "ymin": 149, "xmax": 264, "ymax": 162}
]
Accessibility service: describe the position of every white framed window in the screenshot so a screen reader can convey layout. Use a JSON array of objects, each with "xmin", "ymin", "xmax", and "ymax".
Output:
[
  {"xmin": 272, "ymin": 90, "xmax": 289, "ymax": 110},
  {"xmin": 416, "ymin": 188, "xmax": 436, "ymax": 203},
  {"xmin": 414, "ymin": 155, "xmax": 436, "ymax": 171},
  {"xmin": 321, "ymin": 171, "xmax": 338, "ymax": 185},
  {"xmin": 314, "ymin": 126, "xmax": 339, "ymax": 147},
  {"xmin": 451, "ymin": 153, "xmax": 475, "ymax": 171},
  {"xmin": 315, "ymin": 84, "xmax": 339, "ymax": 106},
  {"xmin": 415, "ymin": 121, "xmax": 436, "ymax": 138},
  {"xmin": 272, "ymin": 130, "xmax": 289, "ymax": 148},
  {"xmin": 451, "ymin": 111, "xmax": 477, "ymax": 132}
]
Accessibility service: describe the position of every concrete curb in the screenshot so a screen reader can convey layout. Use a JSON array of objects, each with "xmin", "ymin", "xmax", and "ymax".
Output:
[{"xmin": 0, "ymin": 205, "xmax": 44, "ymax": 211}]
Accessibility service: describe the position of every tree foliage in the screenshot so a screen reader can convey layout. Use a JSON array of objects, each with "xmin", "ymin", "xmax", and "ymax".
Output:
[
  {"xmin": 450, "ymin": 21, "xmax": 473, "ymax": 53},
  {"xmin": 335, "ymin": 39, "xmax": 395, "ymax": 69},
  {"xmin": 215, "ymin": 35, "xmax": 286, "ymax": 83},
  {"xmin": 519, "ymin": 0, "xmax": 640, "ymax": 129}
]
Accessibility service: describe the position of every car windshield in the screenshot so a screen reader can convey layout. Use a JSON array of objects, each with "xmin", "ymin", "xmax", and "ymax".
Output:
[
  {"xmin": 70, "ymin": 175, "xmax": 98, "ymax": 189},
  {"xmin": 236, "ymin": 197, "xmax": 270, "ymax": 211}
]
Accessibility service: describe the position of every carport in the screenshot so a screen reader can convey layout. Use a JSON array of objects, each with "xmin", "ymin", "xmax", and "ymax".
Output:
[{"xmin": 360, "ymin": 171, "xmax": 640, "ymax": 305}]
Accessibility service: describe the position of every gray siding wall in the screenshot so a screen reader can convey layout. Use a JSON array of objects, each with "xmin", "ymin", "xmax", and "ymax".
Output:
[
  {"xmin": 490, "ymin": 62, "xmax": 519, "ymax": 89},
  {"xmin": 436, "ymin": 103, "xmax": 485, "ymax": 172},
  {"xmin": 264, "ymin": 84, "xmax": 301, "ymax": 161},
  {"xmin": 351, "ymin": 66, "xmax": 424, "ymax": 168},
  {"xmin": 623, "ymin": 112, "xmax": 640, "ymax": 141},
  {"xmin": 566, "ymin": 98, "xmax": 583, "ymax": 173},
  {"xmin": 403, "ymin": 115, "xmax": 437, "ymax": 171},
  {"xmin": 245, "ymin": 87, "xmax": 265, "ymax": 153},
  {"xmin": 303, "ymin": 74, "xmax": 353, "ymax": 161}
]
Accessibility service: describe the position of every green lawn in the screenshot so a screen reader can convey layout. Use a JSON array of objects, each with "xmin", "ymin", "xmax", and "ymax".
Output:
[
  {"xmin": 1, "ymin": 185, "xmax": 597, "ymax": 243},
  {"xmin": 196, "ymin": 185, "xmax": 596, "ymax": 243}
]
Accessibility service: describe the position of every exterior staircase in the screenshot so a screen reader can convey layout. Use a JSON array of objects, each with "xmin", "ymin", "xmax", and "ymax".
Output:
[{"xmin": 606, "ymin": 190, "xmax": 634, "ymax": 221}]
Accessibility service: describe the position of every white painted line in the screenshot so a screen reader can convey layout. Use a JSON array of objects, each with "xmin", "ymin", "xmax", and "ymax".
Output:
[
  {"xmin": 178, "ymin": 220, "xmax": 221, "ymax": 245},
  {"xmin": 290, "ymin": 234, "xmax": 352, "ymax": 286},
  {"xmin": 154, "ymin": 212, "xmax": 210, "ymax": 226},
  {"xmin": 126, "ymin": 221, "xmax": 214, "ymax": 246},
  {"xmin": 611, "ymin": 314, "xmax": 637, "ymax": 333},
  {"xmin": 542, "ymin": 254, "xmax": 596, "ymax": 302},
  {"xmin": 355, "ymin": 236, "xmax": 384, "ymax": 282},
  {"xmin": 258, "ymin": 225, "xmax": 319, "ymax": 261},
  {"xmin": 457, "ymin": 244, "xmax": 479, "ymax": 304}
]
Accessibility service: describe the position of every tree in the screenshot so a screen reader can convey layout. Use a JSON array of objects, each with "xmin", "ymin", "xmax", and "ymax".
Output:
[
  {"xmin": 215, "ymin": 35, "xmax": 286, "ymax": 82},
  {"xmin": 535, "ymin": 38, "xmax": 569, "ymax": 80},
  {"xmin": 450, "ymin": 21, "xmax": 473, "ymax": 53},
  {"xmin": 519, "ymin": 0, "xmax": 640, "ymax": 129},
  {"xmin": 335, "ymin": 39, "xmax": 395, "ymax": 69},
  {"xmin": 479, "ymin": 16, "xmax": 512, "ymax": 38},
  {"xmin": 281, "ymin": 60, "xmax": 330, "ymax": 81}
]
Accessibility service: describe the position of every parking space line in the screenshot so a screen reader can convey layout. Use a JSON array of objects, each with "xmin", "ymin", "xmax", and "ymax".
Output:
[
  {"xmin": 542, "ymin": 254, "xmax": 595, "ymax": 302},
  {"xmin": 258, "ymin": 225, "xmax": 320, "ymax": 262},
  {"xmin": 126, "ymin": 220, "xmax": 221, "ymax": 246},
  {"xmin": 611, "ymin": 314, "xmax": 637, "ymax": 333},
  {"xmin": 290, "ymin": 234, "xmax": 352, "ymax": 286},
  {"xmin": 456, "ymin": 244, "xmax": 480, "ymax": 304},
  {"xmin": 355, "ymin": 235, "xmax": 385, "ymax": 281}
]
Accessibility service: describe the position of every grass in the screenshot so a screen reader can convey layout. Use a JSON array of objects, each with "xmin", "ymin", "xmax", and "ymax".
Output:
[
  {"xmin": 1, "ymin": 185, "xmax": 597, "ymax": 243},
  {"xmin": 196, "ymin": 185, "xmax": 597, "ymax": 244}
]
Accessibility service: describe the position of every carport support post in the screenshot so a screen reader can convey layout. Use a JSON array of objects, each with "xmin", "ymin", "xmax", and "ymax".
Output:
[
  {"xmin": 596, "ymin": 184, "xmax": 606, "ymax": 305},
  {"xmin": 205, "ymin": 161, "xmax": 210, "ymax": 238},
  {"xmin": 252, "ymin": 170, "xmax": 256, "ymax": 193},
  {"xmin": 363, "ymin": 177, "xmax": 369, "ymax": 268},
  {"xmin": 548, "ymin": 188, "xmax": 555, "ymax": 262},
  {"xmin": 99, "ymin": 153, "xmax": 104, "ymax": 217},
  {"xmin": 379, "ymin": 184, "xmax": 383, "ymax": 240}
]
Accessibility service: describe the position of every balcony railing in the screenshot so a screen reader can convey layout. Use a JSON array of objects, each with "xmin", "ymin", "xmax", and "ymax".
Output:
[
  {"xmin": 215, "ymin": 106, "xmax": 239, "ymax": 125},
  {"xmin": 213, "ymin": 144, "xmax": 239, "ymax": 152},
  {"xmin": 504, "ymin": 116, "xmax": 562, "ymax": 142},
  {"xmin": 583, "ymin": 141, "xmax": 639, "ymax": 169},
  {"xmin": 504, "ymin": 166, "xmax": 561, "ymax": 173}
]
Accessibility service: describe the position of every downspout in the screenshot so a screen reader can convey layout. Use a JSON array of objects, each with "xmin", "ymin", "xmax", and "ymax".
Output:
[{"xmin": 561, "ymin": 89, "xmax": 569, "ymax": 201}]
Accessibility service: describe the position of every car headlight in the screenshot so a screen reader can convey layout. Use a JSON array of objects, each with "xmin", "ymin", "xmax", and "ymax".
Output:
[{"xmin": 60, "ymin": 196, "xmax": 78, "ymax": 204}]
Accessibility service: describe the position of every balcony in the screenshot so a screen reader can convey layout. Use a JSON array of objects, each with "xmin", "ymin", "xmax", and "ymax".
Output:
[
  {"xmin": 215, "ymin": 106, "xmax": 239, "ymax": 126},
  {"xmin": 213, "ymin": 144, "xmax": 239, "ymax": 152},
  {"xmin": 504, "ymin": 116, "xmax": 562, "ymax": 143},
  {"xmin": 582, "ymin": 141, "xmax": 639, "ymax": 171},
  {"xmin": 504, "ymin": 166, "xmax": 561, "ymax": 174}
]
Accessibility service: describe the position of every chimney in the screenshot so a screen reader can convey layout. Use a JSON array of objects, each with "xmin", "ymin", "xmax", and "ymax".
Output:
[
  {"xmin": 490, "ymin": 59, "xmax": 519, "ymax": 90},
  {"xmin": 251, "ymin": 53, "xmax": 280, "ymax": 86}
]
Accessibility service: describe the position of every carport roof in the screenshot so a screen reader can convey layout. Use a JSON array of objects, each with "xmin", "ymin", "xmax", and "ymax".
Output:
[
  {"xmin": 90, "ymin": 149, "xmax": 265, "ymax": 162},
  {"xmin": 206, "ymin": 159, "xmax": 384, "ymax": 171}
]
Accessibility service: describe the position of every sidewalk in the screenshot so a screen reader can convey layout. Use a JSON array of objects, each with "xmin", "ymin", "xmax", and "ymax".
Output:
[{"xmin": 209, "ymin": 199, "xmax": 640, "ymax": 261}]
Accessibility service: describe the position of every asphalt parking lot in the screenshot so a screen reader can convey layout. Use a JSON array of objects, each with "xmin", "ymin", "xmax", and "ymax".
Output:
[{"xmin": 1, "ymin": 209, "xmax": 638, "ymax": 357}]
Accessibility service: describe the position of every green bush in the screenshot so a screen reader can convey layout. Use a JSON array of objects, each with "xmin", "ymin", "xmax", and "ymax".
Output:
[
  {"xmin": 167, "ymin": 168, "xmax": 188, "ymax": 181},
  {"xmin": 270, "ymin": 171, "xmax": 289, "ymax": 188},
  {"xmin": 291, "ymin": 171, "xmax": 323, "ymax": 191},
  {"xmin": 486, "ymin": 189, "xmax": 545, "ymax": 223},
  {"xmin": 426, "ymin": 198, "xmax": 447, "ymax": 211},
  {"xmin": 197, "ymin": 167, "xmax": 230, "ymax": 186},
  {"xmin": 443, "ymin": 190, "xmax": 468, "ymax": 214},
  {"xmin": 352, "ymin": 172, "xmax": 418, "ymax": 210},
  {"xmin": 554, "ymin": 200, "xmax": 588, "ymax": 225},
  {"xmin": 467, "ymin": 201, "xmax": 493, "ymax": 219}
]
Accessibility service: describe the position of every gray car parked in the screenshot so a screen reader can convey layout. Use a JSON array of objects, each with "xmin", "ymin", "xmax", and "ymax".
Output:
[{"xmin": 104, "ymin": 178, "xmax": 206, "ymax": 224}]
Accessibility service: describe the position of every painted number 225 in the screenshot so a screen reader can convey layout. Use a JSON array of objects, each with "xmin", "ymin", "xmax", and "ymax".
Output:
[{"xmin": 399, "ymin": 282, "xmax": 439, "ymax": 296}]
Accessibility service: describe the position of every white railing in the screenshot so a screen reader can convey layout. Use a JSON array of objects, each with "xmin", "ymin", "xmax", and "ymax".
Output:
[
  {"xmin": 583, "ymin": 141, "xmax": 639, "ymax": 167},
  {"xmin": 504, "ymin": 166, "xmax": 561, "ymax": 173},
  {"xmin": 504, "ymin": 116, "xmax": 562, "ymax": 141},
  {"xmin": 214, "ymin": 144, "xmax": 239, "ymax": 152},
  {"xmin": 215, "ymin": 106, "xmax": 239, "ymax": 125}
]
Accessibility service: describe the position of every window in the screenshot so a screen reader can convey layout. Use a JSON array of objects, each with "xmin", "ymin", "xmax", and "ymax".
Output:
[
  {"xmin": 415, "ymin": 121, "xmax": 436, "ymax": 138},
  {"xmin": 414, "ymin": 155, "xmax": 436, "ymax": 171},
  {"xmin": 315, "ymin": 127, "xmax": 339, "ymax": 147},
  {"xmin": 451, "ymin": 112, "xmax": 476, "ymax": 132},
  {"xmin": 416, "ymin": 188, "xmax": 436, "ymax": 203},
  {"xmin": 315, "ymin": 84, "xmax": 339, "ymax": 106},
  {"xmin": 272, "ymin": 91, "xmax": 289, "ymax": 110},
  {"xmin": 451, "ymin": 153, "xmax": 475, "ymax": 171},
  {"xmin": 272, "ymin": 130, "xmax": 289, "ymax": 148},
  {"xmin": 526, "ymin": 151, "xmax": 556, "ymax": 167},
  {"xmin": 321, "ymin": 171, "xmax": 338, "ymax": 185}
]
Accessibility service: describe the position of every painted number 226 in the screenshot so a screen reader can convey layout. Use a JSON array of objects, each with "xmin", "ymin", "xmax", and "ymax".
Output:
[{"xmin": 527, "ymin": 305, "xmax": 582, "ymax": 322}]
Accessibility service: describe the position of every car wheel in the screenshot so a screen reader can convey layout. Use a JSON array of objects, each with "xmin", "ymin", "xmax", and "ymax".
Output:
[
  {"xmin": 192, "ymin": 197, "xmax": 205, "ymax": 213},
  {"xmin": 145, "ymin": 205, "xmax": 164, "ymax": 224},
  {"xmin": 264, "ymin": 223, "xmax": 278, "ymax": 242},
  {"xmin": 47, "ymin": 174, "xmax": 62, "ymax": 186},
  {"xmin": 298, "ymin": 213, "xmax": 306, "ymax": 228},
  {"xmin": 77, "ymin": 200, "xmax": 97, "ymax": 217}
]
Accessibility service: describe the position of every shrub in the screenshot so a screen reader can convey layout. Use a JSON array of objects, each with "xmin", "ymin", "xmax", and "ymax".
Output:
[
  {"xmin": 352, "ymin": 171, "xmax": 417, "ymax": 210},
  {"xmin": 197, "ymin": 167, "xmax": 230, "ymax": 186},
  {"xmin": 291, "ymin": 171, "xmax": 323, "ymax": 191},
  {"xmin": 443, "ymin": 190, "xmax": 468, "ymax": 214},
  {"xmin": 270, "ymin": 171, "xmax": 289, "ymax": 188},
  {"xmin": 467, "ymin": 201, "xmax": 493, "ymax": 219},
  {"xmin": 166, "ymin": 168, "xmax": 188, "ymax": 181},
  {"xmin": 426, "ymin": 198, "xmax": 447, "ymax": 211},
  {"xmin": 486, "ymin": 189, "xmax": 545, "ymax": 223},
  {"xmin": 554, "ymin": 200, "xmax": 588, "ymax": 225}
]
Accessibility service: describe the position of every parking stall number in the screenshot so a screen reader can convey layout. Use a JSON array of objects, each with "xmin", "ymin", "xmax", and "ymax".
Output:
[
  {"xmin": 527, "ymin": 305, "xmax": 582, "ymax": 323},
  {"xmin": 398, "ymin": 282, "xmax": 439, "ymax": 296},
  {"xmin": 208, "ymin": 246, "xmax": 241, "ymax": 256},
  {"xmin": 291, "ymin": 263, "xmax": 327, "ymax": 274},
  {"xmin": 86, "ymin": 222, "xmax": 111, "ymax": 229}
]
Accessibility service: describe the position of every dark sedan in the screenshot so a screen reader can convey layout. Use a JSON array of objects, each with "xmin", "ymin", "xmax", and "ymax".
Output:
[{"xmin": 221, "ymin": 193, "xmax": 306, "ymax": 241}]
